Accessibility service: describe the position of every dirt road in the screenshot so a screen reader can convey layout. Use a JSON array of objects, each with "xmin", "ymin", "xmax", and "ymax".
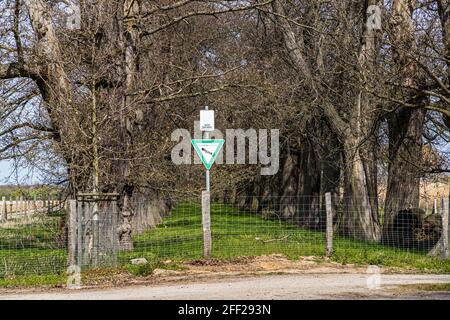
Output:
[{"xmin": 2, "ymin": 274, "xmax": 450, "ymax": 300}]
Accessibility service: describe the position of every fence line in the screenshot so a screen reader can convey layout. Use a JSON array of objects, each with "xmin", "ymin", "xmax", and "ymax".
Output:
[
  {"xmin": 325, "ymin": 193, "xmax": 333, "ymax": 257},
  {"xmin": 1, "ymin": 193, "xmax": 450, "ymax": 278},
  {"xmin": 443, "ymin": 197, "xmax": 449, "ymax": 259},
  {"xmin": 0, "ymin": 196, "xmax": 63, "ymax": 221}
]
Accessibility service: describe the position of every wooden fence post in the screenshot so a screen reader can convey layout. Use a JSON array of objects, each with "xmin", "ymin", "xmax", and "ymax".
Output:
[
  {"xmin": 325, "ymin": 192, "xmax": 334, "ymax": 258},
  {"xmin": 442, "ymin": 197, "xmax": 449, "ymax": 260},
  {"xmin": 92, "ymin": 200, "xmax": 99, "ymax": 267},
  {"xmin": 24, "ymin": 197, "xmax": 28, "ymax": 216},
  {"xmin": 9, "ymin": 197, "xmax": 14, "ymax": 215},
  {"xmin": 202, "ymin": 191, "xmax": 212, "ymax": 258},
  {"xmin": 33, "ymin": 194, "xmax": 37, "ymax": 214},
  {"xmin": 47, "ymin": 195, "xmax": 51, "ymax": 214},
  {"xmin": 109, "ymin": 199, "xmax": 119, "ymax": 267},
  {"xmin": 19, "ymin": 196, "xmax": 23, "ymax": 215},
  {"xmin": 1, "ymin": 196, "xmax": 6, "ymax": 222},
  {"xmin": 58, "ymin": 194, "xmax": 63, "ymax": 210},
  {"xmin": 68, "ymin": 200, "xmax": 78, "ymax": 266},
  {"xmin": 76, "ymin": 200, "xmax": 83, "ymax": 267}
]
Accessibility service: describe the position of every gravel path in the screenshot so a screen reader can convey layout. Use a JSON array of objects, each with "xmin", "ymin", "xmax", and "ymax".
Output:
[{"xmin": 2, "ymin": 274, "xmax": 450, "ymax": 300}]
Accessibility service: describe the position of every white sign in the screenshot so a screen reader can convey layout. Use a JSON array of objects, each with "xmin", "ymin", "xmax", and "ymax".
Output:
[
  {"xmin": 200, "ymin": 110, "xmax": 215, "ymax": 132},
  {"xmin": 191, "ymin": 139, "xmax": 224, "ymax": 170}
]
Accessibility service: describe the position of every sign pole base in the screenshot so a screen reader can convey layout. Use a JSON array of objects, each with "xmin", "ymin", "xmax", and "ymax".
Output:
[{"xmin": 202, "ymin": 191, "xmax": 212, "ymax": 258}]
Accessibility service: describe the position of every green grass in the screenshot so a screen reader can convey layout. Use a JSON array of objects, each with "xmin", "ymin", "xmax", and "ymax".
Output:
[
  {"xmin": 0, "ymin": 274, "xmax": 66, "ymax": 288},
  {"xmin": 0, "ymin": 217, "xmax": 67, "ymax": 278},
  {"xmin": 132, "ymin": 203, "xmax": 450, "ymax": 273},
  {"xmin": 0, "ymin": 218, "xmax": 63, "ymax": 249},
  {"xmin": 131, "ymin": 203, "xmax": 326, "ymax": 261},
  {"xmin": 0, "ymin": 248, "xmax": 67, "ymax": 277},
  {"xmin": 401, "ymin": 283, "xmax": 450, "ymax": 292}
]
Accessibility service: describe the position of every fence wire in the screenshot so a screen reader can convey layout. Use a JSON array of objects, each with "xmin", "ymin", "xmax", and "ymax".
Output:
[
  {"xmin": 0, "ymin": 195, "xmax": 449, "ymax": 278},
  {"xmin": 0, "ymin": 207, "xmax": 66, "ymax": 278}
]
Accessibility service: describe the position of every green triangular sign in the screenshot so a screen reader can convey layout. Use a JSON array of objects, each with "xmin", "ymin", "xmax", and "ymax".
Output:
[{"xmin": 192, "ymin": 139, "xmax": 224, "ymax": 170}]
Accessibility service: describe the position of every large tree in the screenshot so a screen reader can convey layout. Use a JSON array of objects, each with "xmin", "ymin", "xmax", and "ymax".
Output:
[
  {"xmin": 383, "ymin": 0, "xmax": 427, "ymax": 241},
  {"xmin": 269, "ymin": 0, "xmax": 382, "ymax": 240},
  {"xmin": 0, "ymin": 0, "xmax": 274, "ymax": 248}
]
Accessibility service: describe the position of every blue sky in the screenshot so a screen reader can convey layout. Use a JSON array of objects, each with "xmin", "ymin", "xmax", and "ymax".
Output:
[
  {"xmin": 0, "ymin": 160, "xmax": 13, "ymax": 184},
  {"xmin": 0, "ymin": 160, "xmax": 38, "ymax": 185}
]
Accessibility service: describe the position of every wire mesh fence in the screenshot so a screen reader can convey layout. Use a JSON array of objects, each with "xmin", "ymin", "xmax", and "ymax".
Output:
[
  {"xmin": 130, "ymin": 200, "xmax": 327, "ymax": 260},
  {"xmin": 0, "ymin": 208, "xmax": 67, "ymax": 278},
  {"xmin": 126, "ymin": 195, "xmax": 449, "ymax": 261},
  {"xmin": 0, "ymin": 194, "xmax": 449, "ymax": 279}
]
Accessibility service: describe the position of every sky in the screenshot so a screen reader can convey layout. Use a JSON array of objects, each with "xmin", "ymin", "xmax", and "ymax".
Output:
[
  {"xmin": 0, "ymin": 160, "xmax": 38, "ymax": 186},
  {"xmin": 0, "ymin": 160, "xmax": 13, "ymax": 185}
]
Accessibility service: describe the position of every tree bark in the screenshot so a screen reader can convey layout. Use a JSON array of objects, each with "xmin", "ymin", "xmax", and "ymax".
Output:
[
  {"xmin": 341, "ymin": 140, "xmax": 380, "ymax": 241},
  {"xmin": 297, "ymin": 140, "xmax": 321, "ymax": 229},
  {"xmin": 116, "ymin": 0, "xmax": 142, "ymax": 250},
  {"xmin": 383, "ymin": 0, "xmax": 426, "ymax": 240},
  {"xmin": 319, "ymin": 129, "xmax": 341, "ymax": 231},
  {"xmin": 384, "ymin": 108, "xmax": 425, "ymax": 228},
  {"xmin": 279, "ymin": 150, "xmax": 299, "ymax": 221},
  {"xmin": 438, "ymin": 0, "xmax": 450, "ymax": 130},
  {"xmin": 272, "ymin": 0, "xmax": 381, "ymax": 240},
  {"xmin": 338, "ymin": 0, "xmax": 381, "ymax": 241}
]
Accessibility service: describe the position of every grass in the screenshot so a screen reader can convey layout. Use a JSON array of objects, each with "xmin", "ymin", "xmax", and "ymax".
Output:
[
  {"xmin": 0, "ymin": 248, "xmax": 67, "ymax": 277},
  {"xmin": 0, "ymin": 274, "xmax": 66, "ymax": 288},
  {"xmin": 1, "ymin": 202, "xmax": 450, "ymax": 287},
  {"xmin": 402, "ymin": 283, "xmax": 450, "ymax": 292},
  {"xmin": 132, "ymin": 203, "xmax": 450, "ymax": 273},
  {"xmin": 0, "ymin": 218, "xmax": 63, "ymax": 249},
  {"xmin": 132, "ymin": 203, "xmax": 326, "ymax": 261},
  {"xmin": 0, "ymin": 216, "xmax": 67, "ymax": 278}
]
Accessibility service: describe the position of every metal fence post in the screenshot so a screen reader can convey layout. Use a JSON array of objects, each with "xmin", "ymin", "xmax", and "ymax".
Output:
[
  {"xmin": 202, "ymin": 191, "xmax": 212, "ymax": 258},
  {"xmin": 442, "ymin": 197, "xmax": 449, "ymax": 260},
  {"xmin": 325, "ymin": 192, "xmax": 334, "ymax": 258}
]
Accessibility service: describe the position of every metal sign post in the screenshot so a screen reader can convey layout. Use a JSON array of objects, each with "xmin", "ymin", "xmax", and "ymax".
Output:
[
  {"xmin": 204, "ymin": 107, "xmax": 211, "ymax": 192},
  {"xmin": 192, "ymin": 106, "xmax": 224, "ymax": 258}
]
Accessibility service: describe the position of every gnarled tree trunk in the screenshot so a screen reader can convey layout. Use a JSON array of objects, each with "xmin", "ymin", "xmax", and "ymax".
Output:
[
  {"xmin": 383, "ymin": 0, "xmax": 426, "ymax": 241},
  {"xmin": 341, "ymin": 139, "xmax": 380, "ymax": 241}
]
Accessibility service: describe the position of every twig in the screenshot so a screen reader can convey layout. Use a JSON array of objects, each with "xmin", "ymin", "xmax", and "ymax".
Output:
[{"xmin": 255, "ymin": 235, "xmax": 290, "ymax": 244}]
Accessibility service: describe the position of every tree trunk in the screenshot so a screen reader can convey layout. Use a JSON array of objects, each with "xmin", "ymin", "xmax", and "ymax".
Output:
[
  {"xmin": 319, "ymin": 131, "xmax": 341, "ymax": 231},
  {"xmin": 339, "ymin": 0, "xmax": 381, "ymax": 242},
  {"xmin": 383, "ymin": 108, "xmax": 425, "ymax": 240},
  {"xmin": 383, "ymin": 0, "xmax": 426, "ymax": 241},
  {"xmin": 279, "ymin": 150, "xmax": 299, "ymax": 221},
  {"xmin": 341, "ymin": 142, "xmax": 381, "ymax": 241},
  {"xmin": 440, "ymin": 1, "xmax": 450, "ymax": 131},
  {"xmin": 297, "ymin": 141, "xmax": 321, "ymax": 229},
  {"xmin": 116, "ymin": 0, "xmax": 142, "ymax": 250}
]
